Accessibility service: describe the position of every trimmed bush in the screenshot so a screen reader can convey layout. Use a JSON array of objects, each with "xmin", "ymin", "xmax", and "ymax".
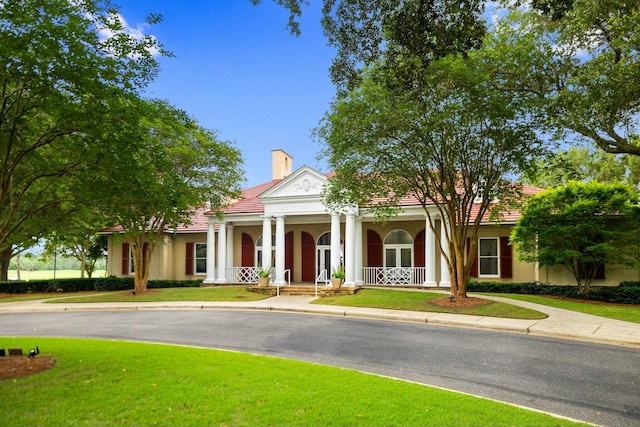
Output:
[
  {"xmin": 0, "ymin": 277, "xmax": 201, "ymax": 294},
  {"xmin": 468, "ymin": 281, "xmax": 640, "ymax": 304}
]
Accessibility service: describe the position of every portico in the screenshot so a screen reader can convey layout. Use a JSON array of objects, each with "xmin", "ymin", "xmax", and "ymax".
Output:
[{"xmin": 202, "ymin": 160, "xmax": 450, "ymax": 288}]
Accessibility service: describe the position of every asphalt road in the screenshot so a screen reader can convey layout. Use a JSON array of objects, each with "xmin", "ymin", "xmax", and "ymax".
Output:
[{"xmin": 1, "ymin": 309, "xmax": 639, "ymax": 427}]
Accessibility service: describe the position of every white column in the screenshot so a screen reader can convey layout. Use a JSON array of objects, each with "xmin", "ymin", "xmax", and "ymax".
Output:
[
  {"xmin": 226, "ymin": 224, "xmax": 234, "ymax": 268},
  {"xmin": 274, "ymin": 215, "xmax": 286, "ymax": 286},
  {"xmin": 330, "ymin": 213, "xmax": 341, "ymax": 276},
  {"xmin": 203, "ymin": 217, "xmax": 216, "ymax": 284},
  {"xmin": 344, "ymin": 212, "xmax": 356, "ymax": 287},
  {"xmin": 355, "ymin": 216, "xmax": 363, "ymax": 285},
  {"xmin": 261, "ymin": 215, "xmax": 272, "ymax": 270},
  {"xmin": 424, "ymin": 216, "xmax": 437, "ymax": 287},
  {"xmin": 216, "ymin": 221, "xmax": 227, "ymax": 283},
  {"xmin": 439, "ymin": 218, "xmax": 451, "ymax": 287}
]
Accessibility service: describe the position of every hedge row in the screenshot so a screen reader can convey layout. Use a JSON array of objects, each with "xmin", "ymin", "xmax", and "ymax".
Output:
[
  {"xmin": 468, "ymin": 281, "xmax": 640, "ymax": 304},
  {"xmin": 0, "ymin": 277, "xmax": 202, "ymax": 294}
]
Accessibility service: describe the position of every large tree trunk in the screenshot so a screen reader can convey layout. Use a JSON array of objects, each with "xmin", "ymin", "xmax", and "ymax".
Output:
[
  {"xmin": 0, "ymin": 246, "xmax": 11, "ymax": 281},
  {"xmin": 131, "ymin": 236, "xmax": 155, "ymax": 294}
]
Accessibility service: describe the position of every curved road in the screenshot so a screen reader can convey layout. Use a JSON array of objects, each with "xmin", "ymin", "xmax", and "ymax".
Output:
[{"xmin": 1, "ymin": 309, "xmax": 639, "ymax": 426}]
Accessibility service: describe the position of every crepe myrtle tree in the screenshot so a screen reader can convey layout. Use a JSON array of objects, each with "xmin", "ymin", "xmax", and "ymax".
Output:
[
  {"xmin": 317, "ymin": 53, "xmax": 542, "ymax": 299},
  {"xmin": 511, "ymin": 181, "xmax": 640, "ymax": 297},
  {"xmin": 104, "ymin": 99, "xmax": 244, "ymax": 294}
]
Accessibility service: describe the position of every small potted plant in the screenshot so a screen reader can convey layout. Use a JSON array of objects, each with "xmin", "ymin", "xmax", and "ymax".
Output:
[
  {"xmin": 330, "ymin": 266, "xmax": 345, "ymax": 289},
  {"xmin": 258, "ymin": 267, "xmax": 272, "ymax": 287}
]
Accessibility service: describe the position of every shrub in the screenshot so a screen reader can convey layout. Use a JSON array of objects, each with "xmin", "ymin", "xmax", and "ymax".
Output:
[
  {"xmin": 0, "ymin": 277, "xmax": 201, "ymax": 294},
  {"xmin": 468, "ymin": 281, "xmax": 639, "ymax": 304}
]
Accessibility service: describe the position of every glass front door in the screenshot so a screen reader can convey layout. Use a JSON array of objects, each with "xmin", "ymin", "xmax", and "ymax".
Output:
[{"xmin": 316, "ymin": 246, "xmax": 331, "ymax": 280}]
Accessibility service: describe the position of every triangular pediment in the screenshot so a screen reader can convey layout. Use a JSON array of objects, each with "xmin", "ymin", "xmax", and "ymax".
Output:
[{"xmin": 260, "ymin": 166, "xmax": 328, "ymax": 200}]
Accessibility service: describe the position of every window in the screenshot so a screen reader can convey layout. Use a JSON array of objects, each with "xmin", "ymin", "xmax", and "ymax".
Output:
[
  {"xmin": 255, "ymin": 235, "xmax": 274, "ymax": 267},
  {"xmin": 383, "ymin": 230, "xmax": 413, "ymax": 268},
  {"xmin": 478, "ymin": 238, "xmax": 499, "ymax": 277},
  {"xmin": 195, "ymin": 243, "xmax": 207, "ymax": 274}
]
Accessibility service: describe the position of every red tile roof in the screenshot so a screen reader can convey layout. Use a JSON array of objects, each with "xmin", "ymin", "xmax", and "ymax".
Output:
[{"xmin": 101, "ymin": 175, "xmax": 543, "ymax": 234}]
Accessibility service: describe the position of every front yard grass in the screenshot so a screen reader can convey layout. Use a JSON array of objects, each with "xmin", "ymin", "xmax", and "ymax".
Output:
[
  {"xmin": 43, "ymin": 286, "xmax": 270, "ymax": 303},
  {"xmin": 479, "ymin": 293, "xmax": 640, "ymax": 324},
  {"xmin": 313, "ymin": 289, "xmax": 548, "ymax": 319},
  {"xmin": 0, "ymin": 337, "xmax": 589, "ymax": 427}
]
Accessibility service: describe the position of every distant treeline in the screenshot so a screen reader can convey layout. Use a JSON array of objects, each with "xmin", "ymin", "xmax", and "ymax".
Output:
[{"xmin": 9, "ymin": 254, "xmax": 105, "ymax": 272}]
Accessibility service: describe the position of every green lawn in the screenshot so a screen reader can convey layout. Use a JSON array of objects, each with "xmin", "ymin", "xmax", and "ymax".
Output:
[
  {"xmin": 314, "ymin": 288, "xmax": 548, "ymax": 319},
  {"xmin": 44, "ymin": 286, "xmax": 270, "ymax": 303},
  {"xmin": 0, "ymin": 337, "xmax": 589, "ymax": 427},
  {"xmin": 3, "ymin": 285, "xmax": 637, "ymax": 323},
  {"xmin": 479, "ymin": 293, "xmax": 640, "ymax": 324}
]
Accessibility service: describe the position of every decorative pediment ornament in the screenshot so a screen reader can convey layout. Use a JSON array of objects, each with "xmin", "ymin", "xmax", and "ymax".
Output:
[{"xmin": 294, "ymin": 178, "xmax": 320, "ymax": 193}]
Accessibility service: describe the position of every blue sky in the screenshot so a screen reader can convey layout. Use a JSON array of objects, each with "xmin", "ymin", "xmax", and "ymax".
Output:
[{"xmin": 115, "ymin": 1, "xmax": 336, "ymax": 187}]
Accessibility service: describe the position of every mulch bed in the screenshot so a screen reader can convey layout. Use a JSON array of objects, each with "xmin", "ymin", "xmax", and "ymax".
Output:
[
  {"xmin": 0, "ymin": 355, "xmax": 56, "ymax": 380},
  {"xmin": 427, "ymin": 296, "xmax": 492, "ymax": 309}
]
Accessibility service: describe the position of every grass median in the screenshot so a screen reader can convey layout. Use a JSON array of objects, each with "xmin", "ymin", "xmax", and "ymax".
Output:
[
  {"xmin": 3, "ymin": 286, "xmax": 637, "ymax": 323},
  {"xmin": 0, "ymin": 337, "xmax": 589, "ymax": 427}
]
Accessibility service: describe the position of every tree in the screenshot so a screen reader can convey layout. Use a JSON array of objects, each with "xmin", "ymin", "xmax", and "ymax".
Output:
[
  {"xmin": 522, "ymin": 147, "xmax": 640, "ymax": 190},
  {"xmin": 314, "ymin": 0, "xmax": 542, "ymax": 299},
  {"xmin": 487, "ymin": 2, "xmax": 640, "ymax": 156},
  {"xmin": 321, "ymin": 0, "xmax": 487, "ymax": 95},
  {"xmin": 511, "ymin": 181, "xmax": 640, "ymax": 296},
  {"xmin": 102, "ymin": 100, "xmax": 244, "ymax": 294},
  {"xmin": 43, "ymin": 230, "xmax": 108, "ymax": 278},
  {"xmin": 0, "ymin": 0, "xmax": 167, "ymax": 278},
  {"xmin": 317, "ymin": 53, "xmax": 542, "ymax": 299}
]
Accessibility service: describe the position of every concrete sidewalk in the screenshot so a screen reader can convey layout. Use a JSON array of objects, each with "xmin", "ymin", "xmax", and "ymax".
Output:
[{"xmin": 1, "ymin": 293, "xmax": 638, "ymax": 348}]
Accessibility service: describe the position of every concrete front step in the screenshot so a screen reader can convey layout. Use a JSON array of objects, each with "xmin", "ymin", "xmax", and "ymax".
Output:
[{"xmin": 247, "ymin": 285, "xmax": 362, "ymax": 297}]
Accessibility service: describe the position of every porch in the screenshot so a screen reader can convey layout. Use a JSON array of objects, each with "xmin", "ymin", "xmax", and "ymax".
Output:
[{"xmin": 209, "ymin": 266, "xmax": 445, "ymax": 294}]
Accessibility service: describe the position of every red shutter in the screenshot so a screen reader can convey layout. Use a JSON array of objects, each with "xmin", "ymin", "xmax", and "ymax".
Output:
[
  {"xmin": 500, "ymin": 236, "xmax": 513, "ymax": 278},
  {"xmin": 241, "ymin": 233, "xmax": 254, "ymax": 267},
  {"xmin": 185, "ymin": 242, "xmax": 194, "ymax": 275},
  {"xmin": 285, "ymin": 231, "xmax": 294, "ymax": 279},
  {"xmin": 121, "ymin": 243, "xmax": 129, "ymax": 275},
  {"xmin": 367, "ymin": 230, "xmax": 383, "ymax": 267},
  {"xmin": 467, "ymin": 238, "xmax": 478, "ymax": 278},
  {"xmin": 301, "ymin": 232, "xmax": 315, "ymax": 282}
]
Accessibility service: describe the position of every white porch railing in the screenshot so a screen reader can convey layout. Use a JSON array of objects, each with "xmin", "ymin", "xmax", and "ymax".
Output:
[
  {"xmin": 225, "ymin": 267, "xmax": 291, "ymax": 286},
  {"xmin": 226, "ymin": 267, "xmax": 260, "ymax": 284},
  {"xmin": 363, "ymin": 267, "xmax": 429, "ymax": 286},
  {"xmin": 226, "ymin": 266, "xmax": 433, "ymax": 287}
]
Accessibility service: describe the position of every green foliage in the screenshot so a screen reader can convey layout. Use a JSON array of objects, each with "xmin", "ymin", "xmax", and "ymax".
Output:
[
  {"xmin": 331, "ymin": 266, "xmax": 345, "ymax": 279},
  {"xmin": 0, "ymin": 277, "xmax": 205, "ymax": 294},
  {"xmin": 468, "ymin": 281, "xmax": 640, "ymax": 304},
  {"xmin": 321, "ymin": 0, "xmax": 487, "ymax": 94},
  {"xmin": 317, "ymin": 51, "xmax": 542, "ymax": 297},
  {"xmin": 522, "ymin": 147, "xmax": 640, "ymax": 190},
  {"xmin": 101, "ymin": 99, "xmax": 244, "ymax": 294},
  {"xmin": 511, "ymin": 181, "xmax": 640, "ymax": 295},
  {"xmin": 487, "ymin": 2, "xmax": 640, "ymax": 156},
  {"xmin": 258, "ymin": 267, "xmax": 272, "ymax": 278},
  {"xmin": 0, "ymin": 0, "xmax": 173, "ymax": 283},
  {"xmin": 9, "ymin": 254, "xmax": 83, "ymax": 271}
]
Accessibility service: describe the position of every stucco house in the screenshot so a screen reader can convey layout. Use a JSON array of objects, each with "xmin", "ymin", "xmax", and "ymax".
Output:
[{"xmin": 103, "ymin": 149, "xmax": 639, "ymax": 288}]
